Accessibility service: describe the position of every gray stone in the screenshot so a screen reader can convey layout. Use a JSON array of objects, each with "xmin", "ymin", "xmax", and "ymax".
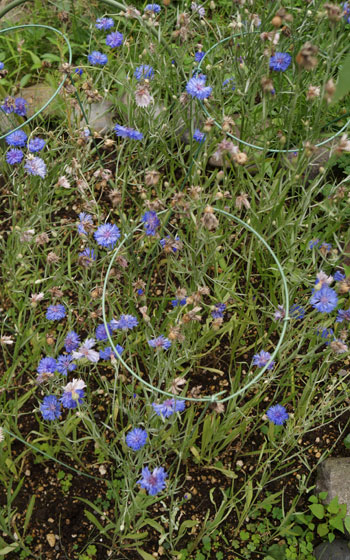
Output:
[
  {"xmin": 74, "ymin": 100, "xmax": 115, "ymax": 134},
  {"xmin": 316, "ymin": 458, "xmax": 350, "ymax": 514},
  {"xmin": 314, "ymin": 539, "xmax": 350, "ymax": 560}
]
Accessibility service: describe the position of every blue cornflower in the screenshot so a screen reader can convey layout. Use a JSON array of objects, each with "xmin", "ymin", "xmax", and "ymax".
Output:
[
  {"xmin": 64, "ymin": 331, "xmax": 80, "ymax": 353},
  {"xmin": 309, "ymin": 239, "xmax": 320, "ymax": 249},
  {"xmin": 193, "ymin": 129, "xmax": 206, "ymax": 143},
  {"xmin": 14, "ymin": 97, "xmax": 28, "ymax": 117},
  {"xmin": 37, "ymin": 357, "xmax": 57, "ymax": 374},
  {"xmin": 266, "ymin": 404, "xmax": 289, "ymax": 425},
  {"xmin": 40, "ymin": 395, "xmax": 61, "ymax": 421},
  {"xmin": 1, "ymin": 97, "xmax": 15, "ymax": 114},
  {"xmin": 56, "ymin": 354, "xmax": 76, "ymax": 376},
  {"xmin": 24, "ymin": 156, "xmax": 47, "ymax": 178},
  {"xmin": 186, "ymin": 76, "xmax": 212, "ymax": 100},
  {"xmin": 28, "ymin": 137, "xmax": 45, "ymax": 153},
  {"xmin": 88, "ymin": 51, "xmax": 108, "ymax": 66},
  {"xmin": 194, "ymin": 51, "xmax": 206, "ymax": 63},
  {"xmin": 342, "ymin": 2, "xmax": 350, "ymax": 23},
  {"xmin": 269, "ymin": 52, "xmax": 292, "ymax": 72},
  {"xmin": 106, "ymin": 31, "xmax": 123, "ymax": 48},
  {"xmin": 46, "ymin": 304, "xmax": 66, "ymax": 321},
  {"xmin": 290, "ymin": 304, "xmax": 305, "ymax": 320},
  {"xmin": 110, "ymin": 314, "xmax": 138, "ymax": 331},
  {"xmin": 6, "ymin": 148, "xmax": 24, "ymax": 165},
  {"xmin": 78, "ymin": 248, "xmax": 97, "ymax": 266},
  {"xmin": 211, "ymin": 303, "xmax": 226, "ymax": 319},
  {"xmin": 78, "ymin": 212, "xmax": 93, "ymax": 235},
  {"xmin": 152, "ymin": 398, "xmax": 186, "ymax": 418},
  {"xmin": 114, "ymin": 124, "xmax": 143, "ymax": 140},
  {"xmin": 145, "ymin": 3, "xmax": 161, "ymax": 13},
  {"xmin": 310, "ymin": 285, "xmax": 338, "ymax": 313},
  {"xmin": 316, "ymin": 327, "xmax": 334, "ymax": 345},
  {"xmin": 5, "ymin": 129, "xmax": 27, "ymax": 147},
  {"xmin": 95, "ymin": 17, "xmax": 114, "ymax": 30},
  {"xmin": 222, "ymin": 77, "xmax": 236, "ymax": 91},
  {"xmin": 134, "ymin": 65, "xmax": 154, "ymax": 81},
  {"xmin": 75, "ymin": 68, "xmax": 83, "ymax": 76},
  {"xmin": 99, "ymin": 345, "xmax": 124, "ymax": 360},
  {"xmin": 171, "ymin": 298, "xmax": 187, "ymax": 307},
  {"xmin": 126, "ymin": 428, "xmax": 148, "ymax": 450},
  {"xmin": 94, "ymin": 223, "xmax": 120, "ymax": 248},
  {"xmin": 95, "ymin": 322, "xmax": 113, "ymax": 341},
  {"xmin": 159, "ymin": 235, "xmax": 181, "ymax": 253},
  {"xmin": 141, "ymin": 211, "xmax": 160, "ymax": 236},
  {"xmin": 0, "ymin": 62, "xmax": 4, "ymax": 70},
  {"xmin": 334, "ymin": 271, "xmax": 346, "ymax": 282},
  {"xmin": 252, "ymin": 350, "xmax": 275, "ymax": 370},
  {"xmin": 148, "ymin": 335, "xmax": 171, "ymax": 349},
  {"xmin": 336, "ymin": 309, "xmax": 350, "ymax": 323},
  {"xmin": 61, "ymin": 379, "xmax": 86, "ymax": 409},
  {"xmin": 138, "ymin": 466, "xmax": 167, "ymax": 495}
]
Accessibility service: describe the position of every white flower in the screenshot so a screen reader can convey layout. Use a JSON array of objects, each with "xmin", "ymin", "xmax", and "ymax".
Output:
[
  {"xmin": 72, "ymin": 338, "xmax": 100, "ymax": 363},
  {"xmin": 314, "ymin": 270, "xmax": 333, "ymax": 291},
  {"xmin": 135, "ymin": 84, "xmax": 154, "ymax": 108},
  {"xmin": 1, "ymin": 335, "xmax": 14, "ymax": 345},
  {"xmin": 63, "ymin": 378, "xmax": 86, "ymax": 397}
]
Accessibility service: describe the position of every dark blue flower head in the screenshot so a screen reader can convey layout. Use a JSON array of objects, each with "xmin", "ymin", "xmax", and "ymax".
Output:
[
  {"xmin": 75, "ymin": 68, "xmax": 83, "ymax": 76},
  {"xmin": 56, "ymin": 354, "xmax": 76, "ymax": 376},
  {"xmin": 134, "ymin": 65, "xmax": 154, "ymax": 81},
  {"xmin": 40, "ymin": 395, "xmax": 61, "ymax": 421},
  {"xmin": 14, "ymin": 97, "xmax": 28, "ymax": 117},
  {"xmin": 95, "ymin": 17, "xmax": 114, "ymax": 30},
  {"xmin": 28, "ymin": 137, "xmax": 45, "ymax": 153},
  {"xmin": 186, "ymin": 75, "xmax": 212, "ymax": 100},
  {"xmin": 334, "ymin": 271, "xmax": 346, "ymax": 282},
  {"xmin": 152, "ymin": 398, "xmax": 186, "ymax": 418},
  {"xmin": 94, "ymin": 223, "xmax": 120, "ymax": 248},
  {"xmin": 336, "ymin": 309, "xmax": 350, "ymax": 323},
  {"xmin": 141, "ymin": 211, "xmax": 160, "ymax": 236},
  {"xmin": 64, "ymin": 331, "xmax": 80, "ymax": 353},
  {"xmin": 37, "ymin": 357, "xmax": 57, "ymax": 374},
  {"xmin": 310, "ymin": 285, "xmax": 338, "ymax": 313},
  {"xmin": 252, "ymin": 350, "xmax": 275, "ymax": 370},
  {"xmin": 145, "ymin": 3, "xmax": 161, "ymax": 13},
  {"xmin": 5, "ymin": 129, "xmax": 27, "ymax": 147},
  {"xmin": 46, "ymin": 304, "xmax": 66, "ymax": 321},
  {"xmin": 99, "ymin": 345, "xmax": 124, "ymax": 360},
  {"xmin": 78, "ymin": 212, "xmax": 93, "ymax": 236},
  {"xmin": 88, "ymin": 51, "xmax": 108, "ymax": 66},
  {"xmin": 222, "ymin": 77, "xmax": 236, "ymax": 91},
  {"xmin": 194, "ymin": 51, "xmax": 206, "ymax": 63},
  {"xmin": 148, "ymin": 335, "xmax": 171, "ymax": 349},
  {"xmin": 126, "ymin": 428, "xmax": 148, "ymax": 450},
  {"xmin": 269, "ymin": 52, "xmax": 292, "ymax": 72},
  {"xmin": 211, "ymin": 303, "xmax": 226, "ymax": 319},
  {"xmin": 78, "ymin": 248, "xmax": 97, "ymax": 267},
  {"xmin": 106, "ymin": 31, "xmax": 123, "ymax": 48},
  {"xmin": 110, "ymin": 314, "xmax": 138, "ymax": 331},
  {"xmin": 193, "ymin": 129, "xmax": 206, "ymax": 143},
  {"xmin": 138, "ymin": 466, "xmax": 167, "ymax": 495},
  {"xmin": 266, "ymin": 404, "xmax": 288, "ymax": 425},
  {"xmin": 114, "ymin": 124, "xmax": 143, "ymax": 140},
  {"xmin": 6, "ymin": 148, "xmax": 24, "ymax": 165},
  {"xmin": 289, "ymin": 304, "xmax": 305, "ymax": 320},
  {"xmin": 95, "ymin": 322, "xmax": 113, "ymax": 341}
]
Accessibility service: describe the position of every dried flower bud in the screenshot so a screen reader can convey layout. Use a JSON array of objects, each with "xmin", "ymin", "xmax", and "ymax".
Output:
[
  {"xmin": 306, "ymin": 85, "xmax": 320, "ymax": 100},
  {"xmin": 261, "ymin": 76, "xmax": 275, "ymax": 93},
  {"xmin": 296, "ymin": 42, "xmax": 318, "ymax": 70},
  {"xmin": 324, "ymin": 3, "xmax": 342, "ymax": 21},
  {"xmin": 201, "ymin": 206, "xmax": 219, "ymax": 231},
  {"xmin": 145, "ymin": 170, "xmax": 161, "ymax": 186},
  {"xmin": 324, "ymin": 78, "xmax": 336, "ymax": 103},
  {"xmin": 235, "ymin": 192, "xmax": 250, "ymax": 210}
]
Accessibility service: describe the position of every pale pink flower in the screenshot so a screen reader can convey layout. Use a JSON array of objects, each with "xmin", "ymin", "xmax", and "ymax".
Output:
[{"xmin": 72, "ymin": 338, "xmax": 100, "ymax": 363}]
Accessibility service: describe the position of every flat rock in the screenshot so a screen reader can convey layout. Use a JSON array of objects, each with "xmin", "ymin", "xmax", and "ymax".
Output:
[
  {"xmin": 314, "ymin": 539, "xmax": 350, "ymax": 559},
  {"xmin": 20, "ymin": 83, "xmax": 61, "ymax": 118},
  {"xmin": 74, "ymin": 99, "xmax": 114, "ymax": 134},
  {"xmin": 316, "ymin": 458, "xmax": 350, "ymax": 513}
]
